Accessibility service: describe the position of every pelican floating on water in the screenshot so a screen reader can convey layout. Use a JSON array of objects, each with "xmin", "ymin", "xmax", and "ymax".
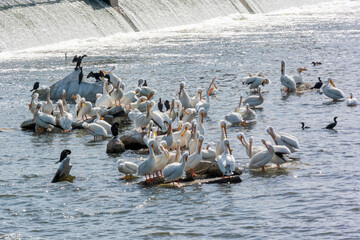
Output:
[
  {"xmin": 347, "ymin": 93, "xmax": 358, "ymax": 106},
  {"xmin": 280, "ymin": 61, "xmax": 296, "ymax": 92},
  {"xmin": 243, "ymin": 87, "xmax": 264, "ymax": 108},
  {"xmin": 266, "ymin": 126, "xmax": 299, "ymax": 153}
]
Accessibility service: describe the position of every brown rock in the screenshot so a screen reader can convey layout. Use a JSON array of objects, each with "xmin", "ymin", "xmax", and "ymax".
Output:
[{"xmin": 106, "ymin": 138, "xmax": 126, "ymax": 154}]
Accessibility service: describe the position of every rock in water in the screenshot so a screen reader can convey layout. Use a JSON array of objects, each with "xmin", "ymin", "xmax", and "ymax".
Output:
[
  {"xmin": 51, "ymin": 157, "xmax": 74, "ymax": 183},
  {"xmin": 106, "ymin": 138, "xmax": 126, "ymax": 154},
  {"xmin": 37, "ymin": 69, "xmax": 103, "ymax": 102},
  {"xmin": 120, "ymin": 132, "xmax": 147, "ymax": 150}
]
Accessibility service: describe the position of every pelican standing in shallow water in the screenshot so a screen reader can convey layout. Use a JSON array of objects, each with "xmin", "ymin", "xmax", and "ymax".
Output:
[
  {"xmin": 323, "ymin": 78, "xmax": 345, "ymax": 100},
  {"xmin": 163, "ymin": 153, "xmax": 188, "ymax": 185},
  {"xmin": 216, "ymin": 139, "xmax": 236, "ymax": 177},
  {"xmin": 280, "ymin": 61, "xmax": 296, "ymax": 92},
  {"xmin": 82, "ymin": 122, "xmax": 108, "ymax": 140},
  {"xmin": 117, "ymin": 160, "xmax": 138, "ymax": 179},
  {"xmin": 266, "ymin": 126, "xmax": 299, "ymax": 153},
  {"xmin": 347, "ymin": 93, "xmax": 358, "ymax": 106},
  {"xmin": 248, "ymin": 139, "xmax": 274, "ymax": 172}
]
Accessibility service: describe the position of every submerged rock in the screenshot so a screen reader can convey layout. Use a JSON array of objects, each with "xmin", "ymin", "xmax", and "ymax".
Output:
[
  {"xmin": 36, "ymin": 69, "xmax": 102, "ymax": 102},
  {"xmin": 106, "ymin": 138, "xmax": 126, "ymax": 154}
]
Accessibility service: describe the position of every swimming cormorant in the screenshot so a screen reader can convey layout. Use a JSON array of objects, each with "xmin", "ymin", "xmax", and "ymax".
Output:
[
  {"xmin": 311, "ymin": 61, "xmax": 322, "ymax": 66},
  {"xmin": 300, "ymin": 122, "xmax": 310, "ymax": 130},
  {"xmin": 326, "ymin": 117, "xmax": 338, "ymax": 130},
  {"xmin": 311, "ymin": 77, "xmax": 323, "ymax": 90}
]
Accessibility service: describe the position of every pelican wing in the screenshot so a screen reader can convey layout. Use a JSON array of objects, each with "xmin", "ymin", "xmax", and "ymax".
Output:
[
  {"xmin": 280, "ymin": 133, "xmax": 299, "ymax": 149},
  {"xmin": 225, "ymin": 112, "xmax": 243, "ymax": 124},
  {"xmin": 124, "ymin": 162, "xmax": 138, "ymax": 174},
  {"xmin": 324, "ymin": 86, "xmax": 345, "ymax": 100},
  {"xmin": 39, "ymin": 113, "xmax": 56, "ymax": 126}
]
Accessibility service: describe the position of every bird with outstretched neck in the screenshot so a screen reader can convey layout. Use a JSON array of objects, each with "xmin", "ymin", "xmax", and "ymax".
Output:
[
  {"xmin": 326, "ymin": 117, "xmax": 338, "ymax": 130},
  {"xmin": 72, "ymin": 55, "xmax": 87, "ymax": 70},
  {"xmin": 311, "ymin": 77, "xmax": 323, "ymax": 90}
]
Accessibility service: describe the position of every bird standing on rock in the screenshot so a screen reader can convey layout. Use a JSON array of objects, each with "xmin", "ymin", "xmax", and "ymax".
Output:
[
  {"xmin": 164, "ymin": 100, "xmax": 170, "ymax": 111},
  {"xmin": 326, "ymin": 117, "xmax": 338, "ymax": 130},
  {"xmin": 72, "ymin": 55, "xmax": 87, "ymax": 70},
  {"xmin": 111, "ymin": 122, "xmax": 119, "ymax": 139},
  {"xmin": 30, "ymin": 82, "xmax": 39, "ymax": 92},
  {"xmin": 158, "ymin": 98, "xmax": 164, "ymax": 112},
  {"xmin": 78, "ymin": 67, "xmax": 83, "ymax": 84}
]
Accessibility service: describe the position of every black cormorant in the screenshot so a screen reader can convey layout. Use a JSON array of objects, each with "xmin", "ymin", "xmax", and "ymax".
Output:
[{"xmin": 326, "ymin": 117, "xmax": 338, "ymax": 130}]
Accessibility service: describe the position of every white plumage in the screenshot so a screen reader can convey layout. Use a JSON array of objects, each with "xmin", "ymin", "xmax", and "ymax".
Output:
[
  {"xmin": 323, "ymin": 78, "xmax": 345, "ymax": 100},
  {"xmin": 216, "ymin": 139, "xmax": 236, "ymax": 176}
]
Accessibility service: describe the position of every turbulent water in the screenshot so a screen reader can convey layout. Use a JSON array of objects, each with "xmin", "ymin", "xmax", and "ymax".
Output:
[{"xmin": 1, "ymin": 0, "xmax": 360, "ymax": 239}]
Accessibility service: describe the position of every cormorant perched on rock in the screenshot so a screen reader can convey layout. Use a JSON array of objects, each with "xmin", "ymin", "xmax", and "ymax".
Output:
[
  {"xmin": 142, "ymin": 80, "xmax": 148, "ymax": 87},
  {"xmin": 56, "ymin": 149, "xmax": 72, "ymax": 164},
  {"xmin": 87, "ymin": 70, "xmax": 105, "ymax": 82},
  {"xmin": 52, "ymin": 149, "xmax": 73, "ymax": 183},
  {"xmin": 300, "ymin": 122, "xmax": 310, "ymax": 130},
  {"xmin": 30, "ymin": 81, "xmax": 39, "ymax": 92},
  {"xmin": 311, "ymin": 77, "xmax": 323, "ymax": 90},
  {"xmin": 326, "ymin": 117, "xmax": 338, "ymax": 130},
  {"xmin": 164, "ymin": 100, "xmax": 170, "ymax": 111},
  {"xmin": 72, "ymin": 55, "xmax": 87, "ymax": 70},
  {"xmin": 111, "ymin": 122, "xmax": 119, "ymax": 139},
  {"xmin": 78, "ymin": 67, "xmax": 83, "ymax": 84},
  {"xmin": 311, "ymin": 61, "xmax": 322, "ymax": 66},
  {"xmin": 158, "ymin": 98, "xmax": 164, "ymax": 112}
]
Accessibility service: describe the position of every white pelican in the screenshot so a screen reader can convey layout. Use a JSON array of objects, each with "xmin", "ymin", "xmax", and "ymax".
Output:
[
  {"xmin": 33, "ymin": 103, "xmax": 56, "ymax": 133},
  {"xmin": 190, "ymin": 88, "xmax": 203, "ymax": 107},
  {"xmin": 138, "ymin": 79, "xmax": 155, "ymax": 98},
  {"xmin": 347, "ymin": 93, "xmax": 358, "ymax": 106},
  {"xmin": 188, "ymin": 121, "xmax": 198, "ymax": 154},
  {"xmin": 143, "ymin": 120, "xmax": 155, "ymax": 147},
  {"xmin": 216, "ymin": 120, "xmax": 227, "ymax": 156},
  {"xmin": 266, "ymin": 126, "xmax": 299, "ymax": 153},
  {"xmin": 174, "ymin": 100, "xmax": 183, "ymax": 122},
  {"xmin": 77, "ymin": 99, "xmax": 101, "ymax": 121},
  {"xmin": 120, "ymin": 88, "xmax": 140, "ymax": 105},
  {"xmin": 243, "ymin": 87, "xmax": 264, "ymax": 108},
  {"xmin": 237, "ymin": 133, "xmax": 262, "ymax": 158},
  {"xmin": 182, "ymin": 108, "xmax": 197, "ymax": 123},
  {"xmin": 292, "ymin": 67, "xmax": 307, "ymax": 84},
  {"xmin": 168, "ymin": 140, "xmax": 182, "ymax": 163},
  {"xmin": 149, "ymin": 101, "xmax": 168, "ymax": 132},
  {"xmin": 56, "ymin": 101, "xmax": 73, "ymax": 131},
  {"xmin": 235, "ymin": 95, "xmax": 245, "ymax": 114},
  {"xmin": 128, "ymin": 108, "xmax": 142, "ymax": 122},
  {"xmin": 197, "ymin": 108, "xmax": 206, "ymax": 136},
  {"xmin": 117, "ymin": 160, "xmax": 138, "ymax": 179},
  {"xmin": 82, "ymin": 122, "xmax": 108, "ymax": 140},
  {"xmin": 61, "ymin": 90, "xmax": 70, "ymax": 113},
  {"xmin": 280, "ymin": 61, "xmax": 296, "ymax": 92},
  {"xmin": 95, "ymin": 79, "xmax": 112, "ymax": 108},
  {"xmin": 155, "ymin": 123, "xmax": 174, "ymax": 151},
  {"xmin": 225, "ymin": 111, "xmax": 245, "ymax": 125},
  {"xmin": 137, "ymin": 140, "xmax": 157, "ymax": 182},
  {"xmin": 29, "ymin": 93, "xmax": 39, "ymax": 114},
  {"xmin": 185, "ymin": 135, "xmax": 204, "ymax": 177},
  {"xmin": 216, "ymin": 139, "xmax": 236, "ymax": 177},
  {"xmin": 72, "ymin": 94, "xmax": 83, "ymax": 121},
  {"xmin": 110, "ymin": 82, "xmax": 123, "ymax": 107},
  {"xmin": 135, "ymin": 102, "xmax": 152, "ymax": 132},
  {"xmin": 163, "ymin": 153, "xmax": 188, "ymax": 185},
  {"xmin": 127, "ymin": 96, "xmax": 147, "ymax": 112},
  {"xmin": 106, "ymin": 66, "xmax": 122, "ymax": 87},
  {"xmin": 243, "ymin": 75, "xmax": 270, "ymax": 91},
  {"xmin": 155, "ymin": 141, "xmax": 170, "ymax": 177},
  {"xmin": 177, "ymin": 122, "xmax": 192, "ymax": 148},
  {"xmin": 94, "ymin": 111, "xmax": 111, "ymax": 134},
  {"xmin": 195, "ymin": 87, "xmax": 210, "ymax": 113},
  {"xmin": 208, "ymin": 77, "xmax": 218, "ymax": 96},
  {"xmin": 248, "ymin": 139, "xmax": 275, "ymax": 172},
  {"xmin": 323, "ymin": 78, "xmax": 345, "ymax": 100},
  {"xmin": 179, "ymin": 82, "xmax": 193, "ymax": 109},
  {"xmin": 41, "ymin": 88, "xmax": 53, "ymax": 115},
  {"xmin": 168, "ymin": 98, "xmax": 177, "ymax": 122},
  {"xmin": 242, "ymin": 104, "xmax": 256, "ymax": 121}
]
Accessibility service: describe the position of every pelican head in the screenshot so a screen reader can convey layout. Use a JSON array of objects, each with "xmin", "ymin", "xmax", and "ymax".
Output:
[
  {"xmin": 350, "ymin": 93, "xmax": 354, "ymax": 99},
  {"xmin": 297, "ymin": 67, "xmax": 308, "ymax": 73},
  {"xmin": 120, "ymin": 83, "xmax": 125, "ymax": 91},
  {"xmin": 261, "ymin": 139, "xmax": 272, "ymax": 153},
  {"xmin": 199, "ymin": 108, "xmax": 205, "ymax": 123},
  {"xmin": 262, "ymin": 78, "xmax": 270, "ymax": 85},
  {"xmin": 220, "ymin": 120, "xmax": 227, "ymax": 138},
  {"xmin": 36, "ymin": 103, "xmax": 42, "ymax": 110},
  {"xmin": 62, "ymin": 89, "xmax": 66, "ymax": 96},
  {"xmin": 138, "ymin": 79, "xmax": 144, "ymax": 87},
  {"xmin": 147, "ymin": 90, "xmax": 155, "ymax": 100},
  {"xmin": 237, "ymin": 132, "xmax": 247, "ymax": 148},
  {"xmin": 327, "ymin": 78, "xmax": 336, "ymax": 87},
  {"xmin": 281, "ymin": 61, "xmax": 286, "ymax": 74},
  {"xmin": 223, "ymin": 139, "xmax": 232, "ymax": 154},
  {"xmin": 135, "ymin": 87, "xmax": 141, "ymax": 95},
  {"xmin": 181, "ymin": 123, "xmax": 191, "ymax": 137},
  {"xmin": 246, "ymin": 103, "xmax": 250, "ymax": 111}
]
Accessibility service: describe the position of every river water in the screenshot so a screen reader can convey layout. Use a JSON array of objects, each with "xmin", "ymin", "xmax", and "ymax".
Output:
[{"xmin": 1, "ymin": 0, "xmax": 360, "ymax": 239}]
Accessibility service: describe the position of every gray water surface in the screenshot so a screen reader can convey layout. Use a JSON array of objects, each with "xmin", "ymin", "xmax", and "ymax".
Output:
[{"xmin": 1, "ymin": 1, "xmax": 360, "ymax": 239}]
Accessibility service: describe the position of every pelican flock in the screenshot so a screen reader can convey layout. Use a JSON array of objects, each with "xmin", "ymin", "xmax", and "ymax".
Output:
[{"xmin": 26, "ymin": 57, "xmax": 356, "ymax": 185}]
